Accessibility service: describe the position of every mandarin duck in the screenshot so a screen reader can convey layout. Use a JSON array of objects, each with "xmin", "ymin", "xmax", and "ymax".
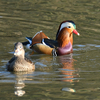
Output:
[
  {"xmin": 22, "ymin": 21, "xmax": 80, "ymax": 56},
  {"xmin": 6, "ymin": 42, "xmax": 35, "ymax": 72}
]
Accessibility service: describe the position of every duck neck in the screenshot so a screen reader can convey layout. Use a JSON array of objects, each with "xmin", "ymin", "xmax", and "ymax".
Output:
[
  {"xmin": 15, "ymin": 55, "xmax": 25, "ymax": 59},
  {"xmin": 56, "ymin": 28, "xmax": 73, "ymax": 47},
  {"xmin": 15, "ymin": 50, "xmax": 25, "ymax": 59}
]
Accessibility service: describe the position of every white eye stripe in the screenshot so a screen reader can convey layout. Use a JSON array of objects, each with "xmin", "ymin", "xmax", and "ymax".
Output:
[
  {"xmin": 60, "ymin": 22, "xmax": 74, "ymax": 31},
  {"xmin": 67, "ymin": 26, "xmax": 71, "ymax": 28}
]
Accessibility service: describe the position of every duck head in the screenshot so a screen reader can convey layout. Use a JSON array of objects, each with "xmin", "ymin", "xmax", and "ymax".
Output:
[
  {"xmin": 56, "ymin": 21, "xmax": 80, "ymax": 47},
  {"xmin": 14, "ymin": 42, "xmax": 25, "ymax": 58}
]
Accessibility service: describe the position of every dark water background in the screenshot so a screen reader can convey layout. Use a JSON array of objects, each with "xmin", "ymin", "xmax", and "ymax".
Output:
[{"xmin": 0, "ymin": 0, "xmax": 100, "ymax": 99}]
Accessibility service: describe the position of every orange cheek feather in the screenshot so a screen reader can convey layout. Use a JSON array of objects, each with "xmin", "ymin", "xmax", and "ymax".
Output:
[
  {"xmin": 70, "ymin": 34, "xmax": 73, "ymax": 45},
  {"xmin": 57, "ymin": 28, "xmax": 73, "ymax": 47}
]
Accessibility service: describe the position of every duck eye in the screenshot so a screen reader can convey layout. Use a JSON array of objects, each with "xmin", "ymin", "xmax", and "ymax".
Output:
[
  {"xmin": 20, "ymin": 46, "xmax": 22, "ymax": 49},
  {"xmin": 67, "ymin": 26, "xmax": 71, "ymax": 28}
]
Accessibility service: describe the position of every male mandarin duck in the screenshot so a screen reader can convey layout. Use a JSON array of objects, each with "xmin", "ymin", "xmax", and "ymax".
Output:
[
  {"xmin": 6, "ymin": 42, "xmax": 35, "ymax": 72},
  {"xmin": 22, "ymin": 20, "xmax": 80, "ymax": 56}
]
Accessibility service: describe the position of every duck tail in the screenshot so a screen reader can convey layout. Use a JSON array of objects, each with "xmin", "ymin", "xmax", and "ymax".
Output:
[{"xmin": 22, "ymin": 37, "xmax": 32, "ymax": 49}]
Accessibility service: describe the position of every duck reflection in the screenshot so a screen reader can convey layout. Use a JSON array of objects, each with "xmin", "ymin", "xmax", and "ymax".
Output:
[
  {"xmin": 58, "ymin": 54, "xmax": 79, "ymax": 82},
  {"xmin": 14, "ymin": 72, "xmax": 33, "ymax": 97}
]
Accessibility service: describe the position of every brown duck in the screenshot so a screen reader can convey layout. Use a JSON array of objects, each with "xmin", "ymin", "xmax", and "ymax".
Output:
[{"xmin": 6, "ymin": 42, "xmax": 35, "ymax": 72}]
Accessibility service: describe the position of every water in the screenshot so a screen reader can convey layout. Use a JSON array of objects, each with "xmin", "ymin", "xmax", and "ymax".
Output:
[{"xmin": 0, "ymin": 0, "xmax": 100, "ymax": 99}]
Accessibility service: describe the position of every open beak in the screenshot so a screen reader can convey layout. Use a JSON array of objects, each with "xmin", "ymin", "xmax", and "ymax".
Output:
[{"xmin": 72, "ymin": 29, "xmax": 80, "ymax": 36}]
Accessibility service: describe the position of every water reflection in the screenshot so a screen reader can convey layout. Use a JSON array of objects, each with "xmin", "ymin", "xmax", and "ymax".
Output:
[
  {"xmin": 58, "ymin": 54, "xmax": 79, "ymax": 82},
  {"xmin": 14, "ymin": 72, "xmax": 33, "ymax": 97},
  {"xmin": 57, "ymin": 54, "xmax": 79, "ymax": 92}
]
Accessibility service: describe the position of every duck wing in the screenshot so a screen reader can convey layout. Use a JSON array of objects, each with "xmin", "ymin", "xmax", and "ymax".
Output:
[
  {"xmin": 42, "ymin": 38, "xmax": 59, "ymax": 48},
  {"xmin": 6, "ymin": 56, "xmax": 16, "ymax": 71},
  {"xmin": 25, "ymin": 57, "xmax": 34, "ymax": 65}
]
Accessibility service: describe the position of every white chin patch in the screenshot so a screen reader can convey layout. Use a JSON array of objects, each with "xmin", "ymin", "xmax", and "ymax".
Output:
[
  {"xmin": 14, "ymin": 52, "xmax": 17, "ymax": 55},
  {"xmin": 14, "ymin": 51, "xmax": 20, "ymax": 56}
]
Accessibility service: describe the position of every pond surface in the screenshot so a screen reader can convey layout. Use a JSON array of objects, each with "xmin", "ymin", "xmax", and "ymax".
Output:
[{"xmin": 0, "ymin": 0, "xmax": 100, "ymax": 99}]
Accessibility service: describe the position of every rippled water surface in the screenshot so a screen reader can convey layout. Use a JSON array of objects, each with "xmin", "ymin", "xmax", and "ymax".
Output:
[{"xmin": 0, "ymin": 0, "xmax": 100, "ymax": 99}]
